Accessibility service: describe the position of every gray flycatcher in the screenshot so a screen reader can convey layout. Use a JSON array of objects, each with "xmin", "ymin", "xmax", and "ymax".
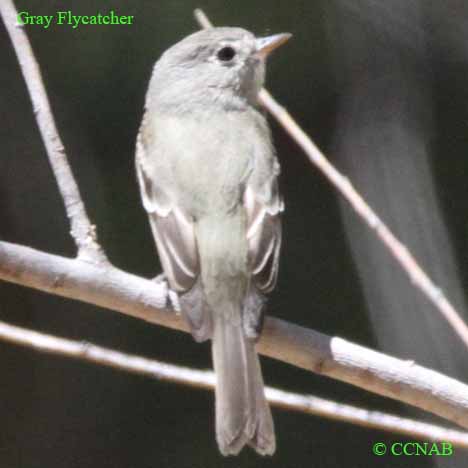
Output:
[{"xmin": 135, "ymin": 26, "xmax": 290, "ymax": 456}]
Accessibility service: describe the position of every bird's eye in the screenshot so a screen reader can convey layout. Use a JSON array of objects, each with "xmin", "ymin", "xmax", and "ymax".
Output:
[{"xmin": 217, "ymin": 46, "xmax": 236, "ymax": 62}]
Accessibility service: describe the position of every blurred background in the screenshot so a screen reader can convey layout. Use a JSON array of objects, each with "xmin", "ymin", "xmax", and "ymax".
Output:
[{"xmin": 1, "ymin": 0, "xmax": 468, "ymax": 467}]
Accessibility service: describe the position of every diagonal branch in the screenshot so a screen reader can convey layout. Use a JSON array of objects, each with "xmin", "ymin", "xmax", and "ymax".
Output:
[
  {"xmin": 0, "ymin": 239, "xmax": 467, "ymax": 429},
  {"xmin": 0, "ymin": 0, "xmax": 108, "ymax": 265},
  {"xmin": 194, "ymin": 8, "xmax": 468, "ymax": 350},
  {"xmin": 1, "ymin": 318, "xmax": 468, "ymax": 448}
]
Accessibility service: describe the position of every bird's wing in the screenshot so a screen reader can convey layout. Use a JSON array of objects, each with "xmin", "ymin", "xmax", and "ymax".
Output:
[
  {"xmin": 136, "ymin": 136, "xmax": 199, "ymax": 293},
  {"xmin": 244, "ymin": 176, "xmax": 283, "ymax": 293}
]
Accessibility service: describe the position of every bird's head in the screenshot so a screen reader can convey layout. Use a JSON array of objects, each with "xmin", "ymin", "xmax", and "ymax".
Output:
[{"xmin": 148, "ymin": 27, "xmax": 291, "ymax": 111}]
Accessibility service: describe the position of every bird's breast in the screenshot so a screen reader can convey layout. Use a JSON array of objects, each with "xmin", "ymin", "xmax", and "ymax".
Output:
[{"xmin": 154, "ymin": 111, "xmax": 265, "ymax": 216}]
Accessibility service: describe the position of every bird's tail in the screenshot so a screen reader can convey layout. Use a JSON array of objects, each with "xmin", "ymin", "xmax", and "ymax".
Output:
[
  {"xmin": 212, "ymin": 314, "xmax": 275, "ymax": 456},
  {"xmin": 194, "ymin": 214, "xmax": 275, "ymax": 455}
]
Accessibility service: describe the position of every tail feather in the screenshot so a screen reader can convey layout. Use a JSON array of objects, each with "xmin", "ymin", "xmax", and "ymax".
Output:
[
  {"xmin": 212, "ymin": 316, "xmax": 275, "ymax": 456},
  {"xmin": 195, "ymin": 214, "xmax": 275, "ymax": 455}
]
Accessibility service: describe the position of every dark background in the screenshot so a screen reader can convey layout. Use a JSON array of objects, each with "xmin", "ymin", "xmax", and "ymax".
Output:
[{"xmin": 1, "ymin": 1, "xmax": 468, "ymax": 467}]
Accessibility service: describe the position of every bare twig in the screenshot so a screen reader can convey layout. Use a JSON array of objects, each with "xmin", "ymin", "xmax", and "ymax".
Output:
[
  {"xmin": 194, "ymin": 9, "xmax": 468, "ymax": 350},
  {"xmin": 194, "ymin": 9, "xmax": 212, "ymax": 29},
  {"xmin": 0, "ymin": 0, "xmax": 108, "ymax": 265},
  {"xmin": 1, "ymin": 318, "xmax": 467, "ymax": 448},
  {"xmin": 1, "ymin": 240, "xmax": 468, "ymax": 429}
]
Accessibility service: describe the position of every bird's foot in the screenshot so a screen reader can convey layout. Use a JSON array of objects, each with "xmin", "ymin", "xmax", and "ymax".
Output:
[{"xmin": 152, "ymin": 273, "xmax": 181, "ymax": 313}]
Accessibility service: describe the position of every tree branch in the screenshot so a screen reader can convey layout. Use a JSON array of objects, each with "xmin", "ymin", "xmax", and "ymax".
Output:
[
  {"xmin": 2, "ymin": 318, "xmax": 468, "ymax": 448},
  {"xmin": 0, "ymin": 0, "xmax": 108, "ymax": 265},
  {"xmin": 1, "ymin": 239, "xmax": 467, "ymax": 430},
  {"xmin": 194, "ymin": 8, "xmax": 468, "ymax": 350}
]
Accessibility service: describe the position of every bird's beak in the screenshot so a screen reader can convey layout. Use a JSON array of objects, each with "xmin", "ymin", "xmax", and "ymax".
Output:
[{"xmin": 255, "ymin": 33, "xmax": 292, "ymax": 59}]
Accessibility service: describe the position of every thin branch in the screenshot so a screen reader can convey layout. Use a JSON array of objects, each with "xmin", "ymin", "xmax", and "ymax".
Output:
[
  {"xmin": 193, "ymin": 8, "xmax": 468, "ymax": 350},
  {"xmin": 1, "ymin": 240, "xmax": 468, "ymax": 430},
  {"xmin": 0, "ymin": 0, "xmax": 108, "ymax": 265},
  {"xmin": 194, "ymin": 9, "xmax": 212, "ymax": 29},
  {"xmin": 1, "ymin": 319, "xmax": 468, "ymax": 449}
]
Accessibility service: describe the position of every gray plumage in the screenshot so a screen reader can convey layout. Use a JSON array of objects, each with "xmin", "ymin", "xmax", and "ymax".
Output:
[{"xmin": 136, "ymin": 27, "xmax": 288, "ymax": 456}]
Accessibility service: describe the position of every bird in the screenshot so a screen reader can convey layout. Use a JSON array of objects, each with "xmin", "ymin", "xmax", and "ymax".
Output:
[{"xmin": 135, "ymin": 26, "xmax": 290, "ymax": 456}]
